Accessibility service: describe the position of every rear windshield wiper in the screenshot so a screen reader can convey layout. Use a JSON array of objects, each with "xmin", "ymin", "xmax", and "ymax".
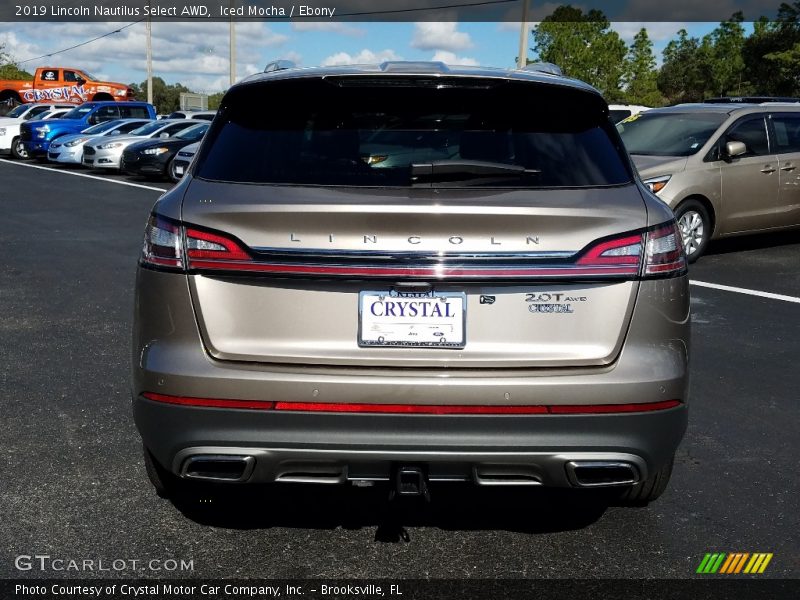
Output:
[{"xmin": 411, "ymin": 160, "xmax": 541, "ymax": 184}]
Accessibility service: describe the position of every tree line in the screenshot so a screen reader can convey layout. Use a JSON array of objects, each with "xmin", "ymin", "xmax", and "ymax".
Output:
[{"xmin": 532, "ymin": 2, "xmax": 800, "ymax": 106}]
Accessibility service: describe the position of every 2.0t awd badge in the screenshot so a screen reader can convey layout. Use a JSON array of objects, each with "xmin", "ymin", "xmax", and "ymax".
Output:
[{"xmin": 526, "ymin": 292, "xmax": 588, "ymax": 314}]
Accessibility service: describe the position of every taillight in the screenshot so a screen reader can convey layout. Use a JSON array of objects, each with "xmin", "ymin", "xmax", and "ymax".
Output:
[
  {"xmin": 644, "ymin": 221, "xmax": 686, "ymax": 276},
  {"xmin": 141, "ymin": 215, "xmax": 183, "ymax": 269},
  {"xmin": 186, "ymin": 227, "xmax": 252, "ymax": 268},
  {"xmin": 576, "ymin": 234, "xmax": 642, "ymax": 268}
]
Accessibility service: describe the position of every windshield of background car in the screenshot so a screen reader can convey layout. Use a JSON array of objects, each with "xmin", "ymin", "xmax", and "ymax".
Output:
[
  {"xmin": 617, "ymin": 111, "xmax": 728, "ymax": 156},
  {"xmin": 82, "ymin": 120, "xmax": 125, "ymax": 134},
  {"xmin": 60, "ymin": 106, "xmax": 94, "ymax": 120},
  {"xmin": 196, "ymin": 77, "xmax": 632, "ymax": 187},
  {"xmin": 175, "ymin": 122, "xmax": 209, "ymax": 141},
  {"xmin": 7, "ymin": 104, "xmax": 32, "ymax": 118},
  {"xmin": 129, "ymin": 121, "xmax": 169, "ymax": 136}
]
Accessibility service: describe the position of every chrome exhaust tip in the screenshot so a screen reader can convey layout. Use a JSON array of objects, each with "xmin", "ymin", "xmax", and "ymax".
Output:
[
  {"xmin": 181, "ymin": 455, "xmax": 255, "ymax": 482},
  {"xmin": 565, "ymin": 461, "xmax": 639, "ymax": 488}
]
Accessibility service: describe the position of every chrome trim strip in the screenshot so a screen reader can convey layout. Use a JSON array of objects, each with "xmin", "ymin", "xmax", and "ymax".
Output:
[{"xmin": 251, "ymin": 247, "xmax": 576, "ymax": 261}]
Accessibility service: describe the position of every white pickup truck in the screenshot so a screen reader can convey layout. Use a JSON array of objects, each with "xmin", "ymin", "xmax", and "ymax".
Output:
[{"xmin": 0, "ymin": 102, "xmax": 74, "ymax": 158}]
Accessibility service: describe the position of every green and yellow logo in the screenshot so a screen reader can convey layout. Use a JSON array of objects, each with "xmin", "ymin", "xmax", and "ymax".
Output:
[{"xmin": 696, "ymin": 552, "xmax": 773, "ymax": 574}]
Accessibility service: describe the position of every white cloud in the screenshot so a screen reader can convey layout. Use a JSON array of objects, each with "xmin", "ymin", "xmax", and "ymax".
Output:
[
  {"xmin": 320, "ymin": 49, "xmax": 402, "ymax": 67},
  {"xmin": 291, "ymin": 22, "xmax": 365, "ymax": 36},
  {"xmin": 611, "ymin": 22, "xmax": 692, "ymax": 43},
  {"xmin": 431, "ymin": 51, "xmax": 479, "ymax": 67},
  {"xmin": 411, "ymin": 23, "xmax": 473, "ymax": 52},
  {"xmin": 2, "ymin": 21, "xmax": 289, "ymax": 93}
]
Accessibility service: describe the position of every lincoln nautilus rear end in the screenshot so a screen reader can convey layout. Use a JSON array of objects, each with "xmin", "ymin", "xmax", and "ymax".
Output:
[{"xmin": 132, "ymin": 61, "xmax": 689, "ymax": 505}]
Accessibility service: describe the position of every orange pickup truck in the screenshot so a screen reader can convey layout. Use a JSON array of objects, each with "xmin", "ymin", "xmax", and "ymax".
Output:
[{"xmin": 0, "ymin": 67, "xmax": 134, "ymax": 106}]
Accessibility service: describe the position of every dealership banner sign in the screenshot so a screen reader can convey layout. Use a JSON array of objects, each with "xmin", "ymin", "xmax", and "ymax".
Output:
[{"xmin": 1, "ymin": 0, "xmax": 793, "ymax": 22}]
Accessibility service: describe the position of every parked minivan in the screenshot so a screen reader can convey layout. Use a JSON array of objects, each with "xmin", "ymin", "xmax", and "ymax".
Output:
[{"xmin": 618, "ymin": 102, "xmax": 800, "ymax": 260}]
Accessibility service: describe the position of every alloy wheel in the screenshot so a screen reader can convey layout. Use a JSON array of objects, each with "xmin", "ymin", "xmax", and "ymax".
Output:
[{"xmin": 678, "ymin": 210, "xmax": 705, "ymax": 256}]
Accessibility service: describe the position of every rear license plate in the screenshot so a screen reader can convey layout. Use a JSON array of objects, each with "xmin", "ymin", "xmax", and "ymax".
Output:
[
  {"xmin": 175, "ymin": 165, "xmax": 184, "ymax": 175},
  {"xmin": 359, "ymin": 290, "xmax": 466, "ymax": 348}
]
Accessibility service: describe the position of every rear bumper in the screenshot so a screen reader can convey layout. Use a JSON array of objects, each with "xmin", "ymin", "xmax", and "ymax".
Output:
[
  {"xmin": 132, "ymin": 268, "xmax": 691, "ymax": 487},
  {"xmin": 134, "ymin": 395, "xmax": 686, "ymax": 486}
]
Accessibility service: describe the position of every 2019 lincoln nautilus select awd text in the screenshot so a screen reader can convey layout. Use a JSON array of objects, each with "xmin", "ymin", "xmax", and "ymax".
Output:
[{"xmin": 133, "ymin": 61, "xmax": 690, "ymax": 505}]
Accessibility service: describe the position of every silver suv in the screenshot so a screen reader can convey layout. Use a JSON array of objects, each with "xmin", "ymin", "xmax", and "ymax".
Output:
[
  {"xmin": 133, "ymin": 62, "xmax": 689, "ymax": 506},
  {"xmin": 618, "ymin": 102, "xmax": 800, "ymax": 260}
]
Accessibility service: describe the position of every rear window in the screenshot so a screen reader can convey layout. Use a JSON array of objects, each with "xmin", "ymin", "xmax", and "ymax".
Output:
[{"xmin": 197, "ymin": 78, "xmax": 632, "ymax": 188}]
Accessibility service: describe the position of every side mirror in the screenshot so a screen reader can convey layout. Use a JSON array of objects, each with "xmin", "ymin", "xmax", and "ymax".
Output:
[{"xmin": 725, "ymin": 140, "xmax": 747, "ymax": 158}]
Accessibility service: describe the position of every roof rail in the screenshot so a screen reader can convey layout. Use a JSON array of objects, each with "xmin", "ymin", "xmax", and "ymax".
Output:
[
  {"xmin": 264, "ymin": 60, "xmax": 297, "ymax": 73},
  {"xmin": 705, "ymin": 96, "xmax": 800, "ymax": 103},
  {"xmin": 521, "ymin": 62, "xmax": 563, "ymax": 76}
]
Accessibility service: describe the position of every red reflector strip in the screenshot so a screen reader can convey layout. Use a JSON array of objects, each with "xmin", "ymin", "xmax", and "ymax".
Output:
[
  {"xmin": 142, "ymin": 392, "xmax": 275, "ymax": 410},
  {"xmin": 142, "ymin": 393, "xmax": 681, "ymax": 414},
  {"xmin": 547, "ymin": 400, "xmax": 682, "ymax": 414},
  {"xmin": 186, "ymin": 260, "xmax": 640, "ymax": 278},
  {"xmin": 273, "ymin": 402, "xmax": 549, "ymax": 414}
]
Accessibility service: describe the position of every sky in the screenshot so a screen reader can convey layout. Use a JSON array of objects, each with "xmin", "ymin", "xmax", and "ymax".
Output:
[{"xmin": 0, "ymin": 21, "xmax": 731, "ymax": 94}]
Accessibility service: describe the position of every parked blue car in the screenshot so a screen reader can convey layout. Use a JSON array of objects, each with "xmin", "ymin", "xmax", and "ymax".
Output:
[{"xmin": 20, "ymin": 101, "xmax": 156, "ymax": 157}]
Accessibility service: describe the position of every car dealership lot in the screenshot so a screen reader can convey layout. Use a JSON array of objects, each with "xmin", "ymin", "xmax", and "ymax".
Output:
[{"xmin": 0, "ymin": 159, "xmax": 798, "ymax": 579}]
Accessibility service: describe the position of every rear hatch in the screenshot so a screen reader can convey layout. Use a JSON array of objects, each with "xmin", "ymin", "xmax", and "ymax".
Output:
[{"xmin": 180, "ymin": 71, "xmax": 647, "ymax": 369}]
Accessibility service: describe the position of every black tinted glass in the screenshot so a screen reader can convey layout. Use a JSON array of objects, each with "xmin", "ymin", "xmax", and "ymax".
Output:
[
  {"xmin": 197, "ymin": 78, "xmax": 631, "ymax": 188},
  {"xmin": 770, "ymin": 114, "xmax": 800, "ymax": 153},
  {"xmin": 618, "ymin": 112, "xmax": 727, "ymax": 156},
  {"xmin": 725, "ymin": 118, "xmax": 769, "ymax": 156}
]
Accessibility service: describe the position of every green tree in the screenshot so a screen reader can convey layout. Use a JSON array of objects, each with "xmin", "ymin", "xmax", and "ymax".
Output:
[
  {"xmin": 208, "ymin": 91, "xmax": 225, "ymax": 110},
  {"xmin": 623, "ymin": 29, "xmax": 662, "ymax": 106},
  {"xmin": 531, "ymin": 5, "xmax": 627, "ymax": 101},
  {"xmin": 704, "ymin": 12, "xmax": 748, "ymax": 97},
  {"xmin": 658, "ymin": 29, "xmax": 713, "ymax": 103},
  {"xmin": 742, "ymin": 3, "xmax": 800, "ymax": 95},
  {"xmin": 0, "ymin": 42, "xmax": 32, "ymax": 80},
  {"xmin": 0, "ymin": 63, "xmax": 32, "ymax": 80},
  {"xmin": 131, "ymin": 77, "xmax": 192, "ymax": 114}
]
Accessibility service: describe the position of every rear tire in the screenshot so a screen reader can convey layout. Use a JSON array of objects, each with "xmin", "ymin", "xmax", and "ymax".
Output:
[
  {"xmin": 617, "ymin": 456, "xmax": 674, "ymax": 505},
  {"xmin": 143, "ymin": 446, "xmax": 175, "ymax": 498},
  {"xmin": 675, "ymin": 200, "xmax": 711, "ymax": 262},
  {"xmin": 10, "ymin": 136, "xmax": 28, "ymax": 160},
  {"xmin": 143, "ymin": 445, "xmax": 219, "ymax": 503}
]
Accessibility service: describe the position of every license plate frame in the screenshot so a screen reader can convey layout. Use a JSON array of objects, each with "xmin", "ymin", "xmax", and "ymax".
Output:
[{"xmin": 358, "ymin": 290, "xmax": 467, "ymax": 349}]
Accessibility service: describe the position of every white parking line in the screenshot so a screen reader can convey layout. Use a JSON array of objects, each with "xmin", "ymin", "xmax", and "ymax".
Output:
[
  {"xmin": 0, "ymin": 158, "xmax": 168, "ymax": 193},
  {"xmin": 691, "ymin": 280, "xmax": 800, "ymax": 304}
]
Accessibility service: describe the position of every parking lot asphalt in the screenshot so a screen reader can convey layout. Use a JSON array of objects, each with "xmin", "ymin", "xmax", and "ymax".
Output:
[{"xmin": 1, "ymin": 158, "xmax": 798, "ymax": 580}]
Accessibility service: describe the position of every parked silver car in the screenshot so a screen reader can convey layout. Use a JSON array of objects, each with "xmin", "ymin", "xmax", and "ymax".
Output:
[
  {"xmin": 82, "ymin": 119, "xmax": 196, "ymax": 170},
  {"xmin": 618, "ymin": 102, "xmax": 800, "ymax": 260},
  {"xmin": 48, "ymin": 119, "xmax": 153, "ymax": 164},
  {"xmin": 133, "ymin": 62, "xmax": 689, "ymax": 506}
]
